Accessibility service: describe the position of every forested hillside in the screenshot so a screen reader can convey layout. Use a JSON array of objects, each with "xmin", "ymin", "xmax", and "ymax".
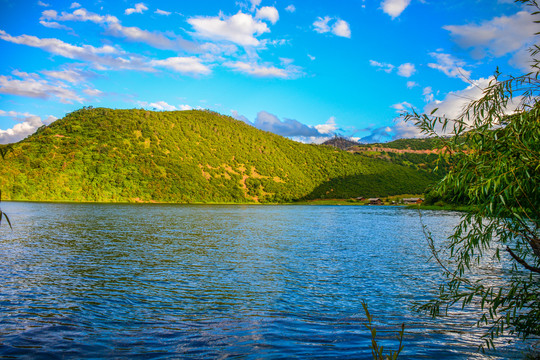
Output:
[{"xmin": 0, "ymin": 108, "xmax": 437, "ymax": 203}]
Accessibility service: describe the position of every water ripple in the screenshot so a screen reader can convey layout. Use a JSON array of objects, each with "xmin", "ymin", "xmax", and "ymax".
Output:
[{"xmin": 0, "ymin": 203, "xmax": 534, "ymax": 359}]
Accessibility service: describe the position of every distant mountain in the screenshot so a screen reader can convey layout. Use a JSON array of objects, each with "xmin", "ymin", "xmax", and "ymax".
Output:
[
  {"xmin": 322, "ymin": 136, "xmax": 360, "ymax": 150},
  {"xmin": 0, "ymin": 108, "xmax": 438, "ymax": 203},
  {"xmin": 356, "ymin": 137, "xmax": 443, "ymax": 151}
]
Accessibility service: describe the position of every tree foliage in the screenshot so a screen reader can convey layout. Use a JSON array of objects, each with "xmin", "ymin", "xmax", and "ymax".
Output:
[
  {"xmin": 0, "ymin": 108, "xmax": 437, "ymax": 203},
  {"xmin": 405, "ymin": 0, "xmax": 540, "ymax": 349}
]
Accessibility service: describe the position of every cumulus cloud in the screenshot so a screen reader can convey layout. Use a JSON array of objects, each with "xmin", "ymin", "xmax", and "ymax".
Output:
[
  {"xmin": 188, "ymin": 12, "xmax": 269, "ymax": 46},
  {"xmin": 256, "ymin": 6, "xmax": 279, "ymax": 24},
  {"xmin": 332, "ymin": 19, "xmax": 351, "ymax": 38},
  {"xmin": 371, "ymin": 60, "xmax": 415, "ymax": 77},
  {"xmin": 397, "ymin": 62, "xmax": 415, "ymax": 77},
  {"xmin": 315, "ymin": 117, "xmax": 339, "ymax": 135},
  {"xmin": 0, "ymin": 73, "xmax": 83, "ymax": 103},
  {"xmin": 424, "ymin": 77, "xmax": 493, "ymax": 121},
  {"xmin": 358, "ymin": 125, "xmax": 394, "ymax": 143},
  {"xmin": 428, "ymin": 52, "xmax": 471, "ymax": 81},
  {"xmin": 391, "ymin": 101, "xmax": 413, "ymax": 112},
  {"xmin": 509, "ymin": 46, "xmax": 537, "ymax": 72},
  {"xmin": 444, "ymin": 10, "xmax": 538, "ymax": 68},
  {"xmin": 230, "ymin": 110, "xmax": 251, "ymax": 124},
  {"xmin": 231, "ymin": 111, "xmax": 332, "ymax": 139},
  {"xmin": 423, "ymin": 86, "xmax": 434, "ymax": 102},
  {"xmin": 139, "ymin": 101, "xmax": 193, "ymax": 111},
  {"xmin": 381, "ymin": 0, "xmax": 411, "ymax": 19},
  {"xmin": 253, "ymin": 111, "xmax": 326, "ymax": 137},
  {"xmin": 0, "ymin": 29, "xmax": 153, "ymax": 72},
  {"xmin": 155, "ymin": 9, "xmax": 171, "ymax": 16},
  {"xmin": 313, "ymin": 17, "xmax": 351, "ymax": 38},
  {"xmin": 41, "ymin": 68, "xmax": 89, "ymax": 83},
  {"xmin": 149, "ymin": 57, "xmax": 211, "ymax": 75},
  {"xmin": 41, "ymin": 8, "xmax": 197, "ymax": 52},
  {"xmin": 0, "ymin": 29, "xmax": 208, "ymax": 75},
  {"xmin": 359, "ymin": 118, "xmax": 424, "ymax": 142},
  {"xmin": 285, "ymin": 5, "xmax": 296, "ymax": 13},
  {"xmin": 38, "ymin": 1, "xmax": 50, "ymax": 7},
  {"xmin": 82, "ymin": 88, "xmax": 103, "ymax": 97},
  {"xmin": 70, "ymin": 2, "xmax": 81, "ymax": 8},
  {"xmin": 125, "ymin": 3, "xmax": 148, "ymax": 15},
  {"xmin": 406, "ymin": 81, "xmax": 417, "ymax": 89},
  {"xmin": 105, "ymin": 22, "xmax": 196, "ymax": 51},
  {"xmin": 369, "ymin": 59, "xmax": 394, "ymax": 73},
  {"xmin": 313, "ymin": 16, "xmax": 331, "ymax": 33},
  {"xmin": 0, "ymin": 29, "xmax": 118, "ymax": 60},
  {"xmin": 39, "ymin": 20, "xmax": 73, "ymax": 31},
  {"xmin": 0, "ymin": 112, "xmax": 58, "ymax": 144},
  {"xmin": 224, "ymin": 60, "xmax": 301, "ymax": 79}
]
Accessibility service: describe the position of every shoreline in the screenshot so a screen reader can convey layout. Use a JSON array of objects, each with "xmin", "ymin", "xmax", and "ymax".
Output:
[{"xmin": 2, "ymin": 197, "xmax": 471, "ymax": 211}]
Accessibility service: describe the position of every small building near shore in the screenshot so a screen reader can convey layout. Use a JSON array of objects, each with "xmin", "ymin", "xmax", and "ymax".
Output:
[
  {"xmin": 367, "ymin": 198, "xmax": 383, "ymax": 205},
  {"xmin": 403, "ymin": 197, "xmax": 423, "ymax": 205}
]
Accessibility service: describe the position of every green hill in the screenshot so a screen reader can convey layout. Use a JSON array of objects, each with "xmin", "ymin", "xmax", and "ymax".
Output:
[{"xmin": 0, "ymin": 108, "xmax": 438, "ymax": 203}]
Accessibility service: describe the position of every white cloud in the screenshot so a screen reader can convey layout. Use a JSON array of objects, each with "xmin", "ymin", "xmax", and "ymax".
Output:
[
  {"xmin": 150, "ymin": 57, "xmax": 211, "ymax": 75},
  {"xmin": 231, "ymin": 111, "xmax": 331, "ymax": 139},
  {"xmin": 41, "ymin": 69, "xmax": 88, "ymax": 83},
  {"xmin": 313, "ymin": 16, "xmax": 331, "ymax": 33},
  {"xmin": 315, "ymin": 116, "xmax": 339, "ymax": 135},
  {"xmin": 249, "ymin": 0, "xmax": 262, "ymax": 11},
  {"xmin": 253, "ymin": 111, "xmax": 325, "ymax": 137},
  {"xmin": 443, "ymin": 10, "xmax": 538, "ymax": 66},
  {"xmin": 106, "ymin": 23, "xmax": 195, "ymax": 51},
  {"xmin": 155, "ymin": 9, "xmax": 171, "ymax": 16},
  {"xmin": 332, "ymin": 19, "xmax": 351, "ymax": 38},
  {"xmin": 39, "ymin": 20, "xmax": 74, "ymax": 31},
  {"xmin": 509, "ymin": 45, "xmax": 536, "ymax": 72},
  {"xmin": 139, "ymin": 101, "xmax": 193, "ymax": 111},
  {"xmin": 256, "ymin": 6, "xmax": 279, "ymax": 25},
  {"xmin": 150, "ymin": 101, "xmax": 177, "ymax": 111},
  {"xmin": 231, "ymin": 110, "xmax": 251, "ymax": 124},
  {"xmin": 381, "ymin": 0, "xmax": 411, "ymax": 19},
  {"xmin": 224, "ymin": 60, "xmax": 301, "ymax": 79},
  {"xmin": 397, "ymin": 62, "xmax": 415, "ymax": 77},
  {"xmin": 285, "ymin": 5, "xmax": 296, "ymax": 13},
  {"xmin": 188, "ymin": 12, "xmax": 269, "ymax": 46},
  {"xmin": 308, "ymin": 54, "xmax": 316, "ymax": 61},
  {"xmin": 314, "ymin": 17, "xmax": 351, "ymax": 38},
  {"xmin": 406, "ymin": 81, "xmax": 417, "ymax": 88},
  {"xmin": 369, "ymin": 59, "xmax": 394, "ymax": 73},
  {"xmin": 391, "ymin": 101, "xmax": 413, "ymax": 111},
  {"xmin": 428, "ymin": 52, "xmax": 471, "ymax": 81},
  {"xmin": 0, "ymin": 29, "xmax": 158, "ymax": 72},
  {"xmin": 0, "ymin": 30, "xmax": 128, "ymax": 66},
  {"xmin": 70, "ymin": 2, "xmax": 81, "ymax": 9},
  {"xmin": 38, "ymin": 1, "xmax": 50, "ymax": 7},
  {"xmin": 0, "ymin": 110, "xmax": 36, "ymax": 118},
  {"xmin": 0, "ymin": 29, "xmax": 210, "ymax": 76},
  {"xmin": 0, "ymin": 74, "xmax": 83, "ymax": 103},
  {"xmin": 424, "ymin": 77, "xmax": 493, "ymax": 121},
  {"xmin": 423, "ymin": 86, "xmax": 434, "ymax": 102},
  {"xmin": 125, "ymin": 3, "xmax": 148, "ymax": 15},
  {"xmin": 391, "ymin": 119, "xmax": 423, "ymax": 139},
  {"xmin": 0, "ymin": 113, "xmax": 58, "ymax": 144},
  {"xmin": 41, "ymin": 8, "xmax": 117, "ymax": 24},
  {"xmin": 41, "ymin": 8, "xmax": 196, "ymax": 51},
  {"xmin": 82, "ymin": 88, "xmax": 103, "ymax": 97}
]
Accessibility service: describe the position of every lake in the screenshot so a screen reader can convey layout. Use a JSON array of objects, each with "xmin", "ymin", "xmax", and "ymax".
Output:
[{"xmin": 0, "ymin": 202, "xmax": 533, "ymax": 359}]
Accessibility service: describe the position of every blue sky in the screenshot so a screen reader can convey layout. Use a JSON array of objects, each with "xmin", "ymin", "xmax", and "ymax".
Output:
[{"xmin": 0, "ymin": 0, "xmax": 537, "ymax": 144}]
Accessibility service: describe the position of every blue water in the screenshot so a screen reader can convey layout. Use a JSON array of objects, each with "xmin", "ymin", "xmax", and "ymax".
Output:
[{"xmin": 0, "ymin": 202, "xmax": 534, "ymax": 359}]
